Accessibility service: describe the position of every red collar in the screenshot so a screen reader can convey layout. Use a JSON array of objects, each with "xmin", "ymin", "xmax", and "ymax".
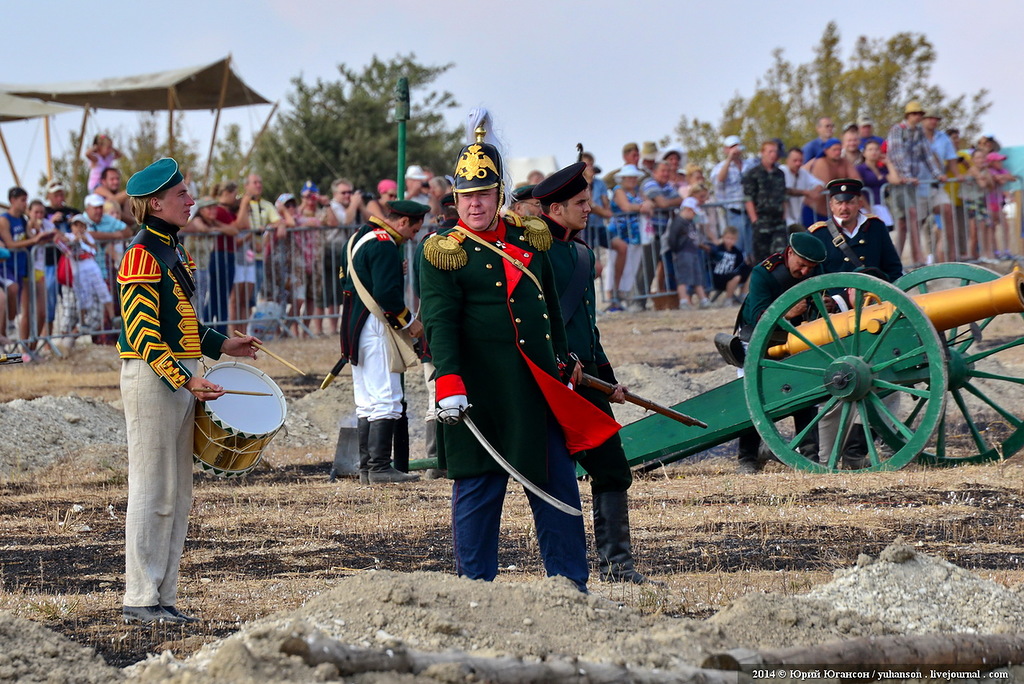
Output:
[{"xmin": 457, "ymin": 219, "xmax": 505, "ymax": 242}]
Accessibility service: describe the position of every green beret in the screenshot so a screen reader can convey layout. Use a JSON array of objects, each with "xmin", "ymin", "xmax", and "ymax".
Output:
[
  {"xmin": 789, "ymin": 231, "xmax": 826, "ymax": 263},
  {"xmin": 126, "ymin": 158, "xmax": 184, "ymax": 197},
  {"xmin": 386, "ymin": 200, "xmax": 430, "ymax": 219}
]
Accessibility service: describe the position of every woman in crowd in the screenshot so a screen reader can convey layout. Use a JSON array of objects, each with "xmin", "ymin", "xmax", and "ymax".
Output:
[
  {"xmin": 606, "ymin": 165, "xmax": 652, "ymax": 312},
  {"xmin": 365, "ymin": 180, "xmax": 398, "ymax": 221}
]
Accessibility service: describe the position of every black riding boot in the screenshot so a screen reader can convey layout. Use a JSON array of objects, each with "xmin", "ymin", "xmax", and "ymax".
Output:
[
  {"xmin": 357, "ymin": 417, "xmax": 371, "ymax": 484},
  {"xmin": 736, "ymin": 428, "xmax": 763, "ymax": 474},
  {"xmin": 368, "ymin": 419, "xmax": 419, "ymax": 483},
  {"xmin": 423, "ymin": 420, "xmax": 447, "ymax": 479},
  {"xmin": 593, "ymin": 490, "xmax": 652, "ymax": 584},
  {"xmin": 393, "ymin": 402, "xmax": 410, "ymax": 472}
]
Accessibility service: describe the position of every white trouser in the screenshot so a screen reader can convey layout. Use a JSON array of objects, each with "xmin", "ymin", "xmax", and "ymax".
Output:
[
  {"xmin": 421, "ymin": 360, "xmax": 437, "ymax": 421},
  {"xmin": 121, "ymin": 358, "xmax": 197, "ymax": 607},
  {"xmin": 604, "ymin": 243, "xmax": 643, "ymax": 293},
  {"xmin": 351, "ymin": 315, "xmax": 404, "ymax": 421}
]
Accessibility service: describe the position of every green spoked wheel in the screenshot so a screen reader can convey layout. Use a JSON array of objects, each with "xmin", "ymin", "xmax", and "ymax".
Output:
[
  {"xmin": 744, "ymin": 272, "xmax": 947, "ymax": 472},
  {"xmin": 894, "ymin": 263, "xmax": 1024, "ymax": 466}
]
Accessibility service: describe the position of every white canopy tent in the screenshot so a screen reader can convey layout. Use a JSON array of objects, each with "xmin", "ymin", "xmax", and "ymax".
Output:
[
  {"xmin": 1, "ymin": 56, "xmax": 274, "ymax": 188},
  {"xmin": 0, "ymin": 93, "xmax": 78, "ymax": 187}
]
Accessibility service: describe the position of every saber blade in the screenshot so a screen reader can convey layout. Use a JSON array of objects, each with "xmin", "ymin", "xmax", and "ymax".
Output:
[{"xmin": 462, "ymin": 413, "xmax": 582, "ymax": 517}]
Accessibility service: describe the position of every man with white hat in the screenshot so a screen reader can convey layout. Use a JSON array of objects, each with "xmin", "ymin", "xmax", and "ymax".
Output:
[
  {"xmin": 404, "ymin": 165, "xmax": 431, "ymax": 205},
  {"xmin": 712, "ymin": 135, "xmax": 754, "ymax": 258},
  {"xmin": 83, "ymin": 193, "xmax": 131, "ymax": 283}
]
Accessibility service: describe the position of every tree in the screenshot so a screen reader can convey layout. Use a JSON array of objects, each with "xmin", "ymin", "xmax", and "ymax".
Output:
[
  {"xmin": 675, "ymin": 23, "xmax": 991, "ymax": 168},
  {"xmin": 252, "ymin": 54, "xmax": 463, "ymax": 199}
]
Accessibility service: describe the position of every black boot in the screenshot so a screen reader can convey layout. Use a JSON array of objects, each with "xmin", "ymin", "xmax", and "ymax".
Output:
[
  {"xmin": 843, "ymin": 427, "xmax": 869, "ymax": 470},
  {"xmin": 593, "ymin": 491, "xmax": 654, "ymax": 584},
  {"xmin": 357, "ymin": 417, "xmax": 371, "ymax": 484},
  {"xmin": 736, "ymin": 429, "xmax": 763, "ymax": 474},
  {"xmin": 367, "ymin": 419, "xmax": 419, "ymax": 483},
  {"xmin": 393, "ymin": 402, "xmax": 410, "ymax": 472},
  {"xmin": 423, "ymin": 420, "xmax": 447, "ymax": 479}
]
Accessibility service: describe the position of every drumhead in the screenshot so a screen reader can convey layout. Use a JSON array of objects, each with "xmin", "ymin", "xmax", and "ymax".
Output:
[{"xmin": 203, "ymin": 362, "xmax": 287, "ymax": 435}]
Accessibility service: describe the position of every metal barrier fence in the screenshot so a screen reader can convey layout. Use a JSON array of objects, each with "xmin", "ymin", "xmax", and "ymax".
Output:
[{"xmin": 2, "ymin": 223, "xmax": 433, "ymax": 357}]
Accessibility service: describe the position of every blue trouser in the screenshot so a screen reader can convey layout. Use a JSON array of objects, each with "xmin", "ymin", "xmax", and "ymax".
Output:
[
  {"xmin": 206, "ymin": 250, "xmax": 235, "ymax": 335},
  {"xmin": 450, "ymin": 421, "xmax": 588, "ymax": 591}
]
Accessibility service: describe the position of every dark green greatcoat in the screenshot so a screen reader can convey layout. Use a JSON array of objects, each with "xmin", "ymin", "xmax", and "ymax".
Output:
[
  {"xmin": 419, "ymin": 217, "xmax": 618, "ymax": 483},
  {"xmin": 338, "ymin": 218, "xmax": 412, "ymax": 365}
]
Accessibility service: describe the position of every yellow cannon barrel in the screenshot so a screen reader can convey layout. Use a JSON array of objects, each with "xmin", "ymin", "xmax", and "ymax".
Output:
[{"xmin": 767, "ymin": 269, "xmax": 1024, "ymax": 359}]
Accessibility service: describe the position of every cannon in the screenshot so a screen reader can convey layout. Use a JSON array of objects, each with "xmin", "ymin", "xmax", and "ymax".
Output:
[
  {"xmin": 409, "ymin": 264, "xmax": 1024, "ymax": 474},
  {"xmin": 616, "ymin": 264, "xmax": 1024, "ymax": 472}
]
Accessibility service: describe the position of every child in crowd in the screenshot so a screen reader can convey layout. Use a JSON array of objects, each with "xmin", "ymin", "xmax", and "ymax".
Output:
[
  {"xmin": 987, "ymin": 152, "xmax": 1014, "ymax": 259},
  {"xmin": 85, "ymin": 134, "xmax": 123, "ymax": 192},
  {"xmin": 67, "ymin": 214, "xmax": 114, "ymax": 333},
  {"xmin": 963, "ymin": 150, "xmax": 995, "ymax": 262},
  {"xmin": 708, "ymin": 225, "xmax": 750, "ymax": 307},
  {"xmin": 665, "ymin": 197, "xmax": 711, "ymax": 309}
]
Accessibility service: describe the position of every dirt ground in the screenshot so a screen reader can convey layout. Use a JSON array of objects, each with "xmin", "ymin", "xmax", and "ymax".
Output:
[{"xmin": 3, "ymin": 301, "xmax": 1024, "ymax": 682}]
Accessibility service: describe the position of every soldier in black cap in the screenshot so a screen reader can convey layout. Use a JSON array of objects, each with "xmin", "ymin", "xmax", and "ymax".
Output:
[
  {"xmin": 418, "ymin": 125, "xmax": 619, "ymax": 591},
  {"xmin": 727, "ymin": 232, "xmax": 827, "ymax": 473},
  {"xmin": 809, "ymin": 178, "xmax": 903, "ymax": 283},
  {"xmin": 532, "ymin": 161, "xmax": 654, "ymax": 583},
  {"xmin": 338, "ymin": 199, "xmax": 428, "ymax": 484}
]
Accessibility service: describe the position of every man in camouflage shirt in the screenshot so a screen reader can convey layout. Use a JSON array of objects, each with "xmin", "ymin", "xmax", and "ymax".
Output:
[{"xmin": 741, "ymin": 141, "xmax": 788, "ymax": 262}]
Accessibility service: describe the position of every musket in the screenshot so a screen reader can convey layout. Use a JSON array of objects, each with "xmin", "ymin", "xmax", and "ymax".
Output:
[
  {"xmin": 320, "ymin": 357, "xmax": 348, "ymax": 390},
  {"xmin": 579, "ymin": 373, "xmax": 708, "ymax": 429},
  {"xmin": 462, "ymin": 412, "xmax": 583, "ymax": 517}
]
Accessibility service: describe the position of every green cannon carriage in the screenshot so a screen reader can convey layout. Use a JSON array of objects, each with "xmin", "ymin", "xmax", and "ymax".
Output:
[{"xmin": 618, "ymin": 263, "xmax": 1024, "ymax": 472}]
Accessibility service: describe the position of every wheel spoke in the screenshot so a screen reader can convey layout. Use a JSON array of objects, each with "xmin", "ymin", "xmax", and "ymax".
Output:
[
  {"xmin": 903, "ymin": 395, "xmax": 926, "ymax": 427},
  {"xmin": 968, "ymin": 369, "xmax": 1024, "ymax": 386},
  {"xmin": 776, "ymin": 317, "xmax": 838, "ymax": 362},
  {"xmin": 785, "ymin": 396, "xmax": 840, "ymax": 451},
  {"xmin": 851, "ymin": 289, "xmax": 865, "ymax": 356},
  {"xmin": 960, "ymin": 380, "xmax": 1024, "ymax": 428},
  {"xmin": 873, "ymin": 378, "xmax": 932, "ymax": 398},
  {"xmin": 813, "ymin": 292, "xmax": 847, "ymax": 356},
  {"xmin": 861, "ymin": 306, "xmax": 905, "ymax": 363},
  {"xmin": 822, "ymin": 402, "xmax": 852, "ymax": 469},
  {"xmin": 866, "ymin": 392, "xmax": 914, "ymax": 440},
  {"xmin": 763, "ymin": 385, "xmax": 831, "ymax": 414},
  {"xmin": 951, "ymin": 388, "xmax": 991, "ymax": 453},
  {"xmin": 855, "ymin": 400, "xmax": 881, "ymax": 467},
  {"xmin": 870, "ymin": 343, "xmax": 927, "ymax": 374},
  {"xmin": 933, "ymin": 412, "xmax": 947, "ymax": 459},
  {"xmin": 964, "ymin": 336, "xmax": 1024, "ymax": 364},
  {"xmin": 759, "ymin": 358, "xmax": 830, "ymax": 375}
]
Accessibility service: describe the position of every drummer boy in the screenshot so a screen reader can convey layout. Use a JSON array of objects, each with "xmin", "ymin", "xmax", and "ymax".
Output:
[{"xmin": 117, "ymin": 157, "xmax": 259, "ymax": 625}]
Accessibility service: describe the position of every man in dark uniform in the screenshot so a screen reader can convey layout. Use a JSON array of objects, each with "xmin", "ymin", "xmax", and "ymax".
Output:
[
  {"xmin": 733, "ymin": 232, "xmax": 827, "ymax": 473},
  {"xmin": 418, "ymin": 127, "xmax": 619, "ymax": 592},
  {"xmin": 338, "ymin": 200, "xmax": 428, "ymax": 484},
  {"xmin": 742, "ymin": 140, "xmax": 788, "ymax": 262},
  {"xmin": 118, "ymin": 158, "xmax": 259, "ymax": 624},
  {"xmin": 809, "ymin": 178, "xmax": 903, "ymax": 283},
  {"xmin": 531, "ymin": 162, "xmax": 653, "ymax": 584},
  {"xmin": 809, "ymin": 178, "xmax": 904, "ymax": 466}
]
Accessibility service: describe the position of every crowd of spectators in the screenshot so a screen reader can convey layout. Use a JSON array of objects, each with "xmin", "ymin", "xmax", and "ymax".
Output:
[
  {"xmin": 0, "ymin": 107, "xmax": 1017, "ymax": 347},
  {"xmin": 579, "ymin": 103, "xmax": 1018, "ymax": 314}
]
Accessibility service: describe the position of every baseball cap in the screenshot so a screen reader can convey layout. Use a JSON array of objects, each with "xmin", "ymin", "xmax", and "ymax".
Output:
[
  {"xmin": 405, "ymin": 165, "xmax": 428, "ymax": 181},
  {"xmin": 84, "ymin": 193, "xmax": 106, "ymax": 207},
  {"xmin": 69, "ymin": 213, "xmax": 89, "ymax": 225},
  {"xmin": 45, "ymin": 180, "xmax": 66, "ymax": 194},
  {"xmin": 276, "ymin": 193, "xmax": 296, "ymax": 205},
  {"xmin": 987, "ymin": 152, "xmax": 1007, "ymax": 162},
  {"xmin": 856, "ymin": 114, "xmax": 874, "ymax": 127},
  {"xmin": 377, "ymin": 179, "xmax": 398, "ymax": 195},
  {"xmin": 300, "ymin": 180, "xmax": 319, "ymax": 196},
  {"xmin": 723, "ymin": 135, "xmax": 742, "ymax": 148},
  {"xmin": 681, "ymin": 197, "xmax": 700, "ymax": 212},
  {"xmin": 614, "ymin": 164, "xmax": 645, "ymax": 179}
]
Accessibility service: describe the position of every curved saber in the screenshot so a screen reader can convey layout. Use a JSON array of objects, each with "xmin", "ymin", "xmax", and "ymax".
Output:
[{"xmin": 461, "ymin": 413, "xmax": 583, "ymax": 517}]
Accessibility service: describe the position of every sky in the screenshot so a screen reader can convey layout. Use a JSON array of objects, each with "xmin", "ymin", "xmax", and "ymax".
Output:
[{"xmin": 2, "ymin": 0, "xmax": 1022, "ymax": 197}]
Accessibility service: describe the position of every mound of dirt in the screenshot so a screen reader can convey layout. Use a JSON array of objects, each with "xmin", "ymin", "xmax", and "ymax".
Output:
[
  {"xmin": 0, "ymin": 613, "xmax": 123, "ymax": 683},
  {"xmin": 110, "ymin": 542, "xmax": 1024, "ymax": 682}
]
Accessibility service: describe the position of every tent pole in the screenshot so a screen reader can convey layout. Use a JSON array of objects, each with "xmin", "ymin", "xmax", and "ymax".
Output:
[
  {"xmin": 168, "ymin": 87, "xmax": 176, "ymax": 157},
  {"xmin": 0, "ymin": 127, "xmax": 22, "ymax": 188},
  {"xmin": 44, "ymin": 116, "xmax": 53, "ymax": 182},
  {"xmin": 241, "ymin": 101, "xmax": 278, "ymax": 171},
  {"xmin": 203, "ymin": 56, "xmax": 233, "ymax": 193},
  {"xmin": 70, "ymin": 106, "xmax": 90, "ymax": 204}
]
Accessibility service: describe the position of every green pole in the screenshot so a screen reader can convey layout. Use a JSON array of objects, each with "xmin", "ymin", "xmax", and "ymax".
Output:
[{"xmin": 395, "ymin": 77, "xmax": 410, "ymax": 199}]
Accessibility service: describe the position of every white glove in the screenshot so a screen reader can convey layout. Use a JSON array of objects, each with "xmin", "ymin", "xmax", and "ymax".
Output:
[{"xmin": 437, "ymin": 395, "xmax": 469, "ymax": 425}]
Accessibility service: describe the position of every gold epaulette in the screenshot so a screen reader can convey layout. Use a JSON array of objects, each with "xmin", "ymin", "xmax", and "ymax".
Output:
[
  {"xmin": 505, "ymin": 214, "xmax": 552, "ymax": 252},
  {"xmin": 808, "ymin": 221, "xmax": 828, "ymax": 233},
  {"xmin": 423, "ymin": 231, "xmax": 468, "ymax": 270}
]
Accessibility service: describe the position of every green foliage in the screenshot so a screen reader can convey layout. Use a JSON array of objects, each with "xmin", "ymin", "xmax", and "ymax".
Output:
[
  {"xmin": 676, "ymin": 23, "xmax": 991, "ymax": 169},
  {"xmin": 252, "ymin": 54, "xmax": 463, "ymax": 199}
]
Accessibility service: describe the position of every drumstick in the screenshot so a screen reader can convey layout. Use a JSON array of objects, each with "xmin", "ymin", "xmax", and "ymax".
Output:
[
  {"xmin": 194, "ymin": 388, "xmax": 273, "ymax": 397},
  {"xmin": 233, "ymin": 330, "xmax": 307, "ymax": 376}
]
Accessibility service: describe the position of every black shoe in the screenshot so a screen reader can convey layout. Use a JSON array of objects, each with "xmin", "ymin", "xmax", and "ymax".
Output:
[
  {"xmin": 122, "ymin": 605, "xmax": 184, "ymax": 624},
  {"xmin": 714, "ymin": 333, "xmax": 746, "ymax": 367},
  {"xmin": 161, "ymin": 605, "xmax": 200, "ymax": 623}
]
